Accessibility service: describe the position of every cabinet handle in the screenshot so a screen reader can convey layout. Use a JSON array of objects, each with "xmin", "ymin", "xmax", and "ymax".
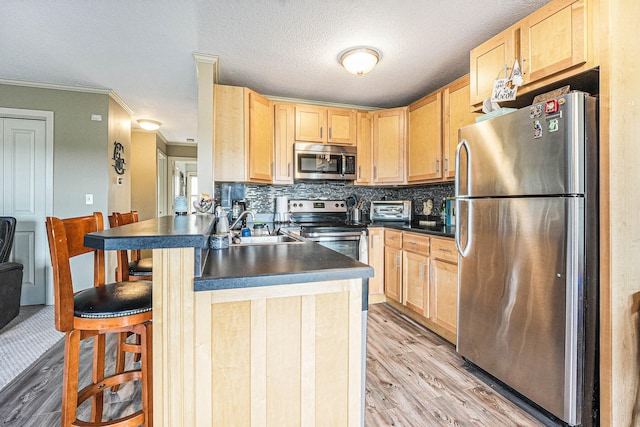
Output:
[
  {"xmin": 521, "ymin": 56, "xmax": 526, "ymax": 75},
  {"xmin": 358, "ymin": 165, "xmax": 362, "ymax": 179},
  {"xmin": 373, "ymin": 165, "xmax": 377, "ymax": 179},
  {"xmin": 320, "ymin": 127, "xmax": 323, "ymax": 139},
  {"xmin": 287, "ymin": 162, "xmax": 291, "ymax": 177},
  {"xmin": 395, "ymin": 254, "xmax": 400, "ymax": 268},
  {"xmin": 371, "ymin": 235, "xmax": 374, "ymax": 249},
  {"xmin": 420, "ymin": 263, "xmax": 425, "ymax": 280},
  {"xmin": 443, "ymin": 157, "xmax": 448, "ymax": 173},
  {"xmin": 329, "ymin": 127, "xmax": 332, "ymax": 139},
  {"xmin": 439, "ymin": 248, "xmax": 453, "ymax": 253},
  {"xmin": 435, "ymin": 159, "xmax": 440, "ymax": 173},
  {"xmin": 429, "ymin": 264, "xmax": 433, "ymax": 283}
]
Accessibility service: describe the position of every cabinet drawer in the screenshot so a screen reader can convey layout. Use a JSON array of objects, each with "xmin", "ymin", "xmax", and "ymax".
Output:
[
  {"xmin": 430, "ymin": 237, "xmax": 457, "ymax": 263},
  {"xmin": 384, "ymin": 229, "xmax": 403, "ymax": 249},
  {"xmin": 402, "ymin": 232, "xmax": 430, "ymax": 254}
]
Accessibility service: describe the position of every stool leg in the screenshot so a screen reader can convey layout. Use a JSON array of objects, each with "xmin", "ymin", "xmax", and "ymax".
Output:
[
  {"xmin": 91, "ymin": 333, "xmax": 105, "ymax": 422},
  {"xmin": 111, "ymin": 332, "xmax": 128, "ymax": 392},
  {"xmin": 140, "ymin": 322, "xmax": 153, "ymax": 427},
  {"xmin": 62, "ymin": 330, "xmax": 81, "ymax": 426}
]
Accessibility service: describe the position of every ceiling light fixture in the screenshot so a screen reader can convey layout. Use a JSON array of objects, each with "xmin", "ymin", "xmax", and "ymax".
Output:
[
  {"xmin": 137, "ymin": 119, "xmax": 161, "ymax": 131},
  {"xmin": 340, "ymin": 48, "xmax": 379, "ymax": 76}
]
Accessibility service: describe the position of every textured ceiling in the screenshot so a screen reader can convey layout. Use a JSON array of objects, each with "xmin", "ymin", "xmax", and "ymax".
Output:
[{"xmin": 1, "ymin": 0, "xmax": 551, "ymax": 143}]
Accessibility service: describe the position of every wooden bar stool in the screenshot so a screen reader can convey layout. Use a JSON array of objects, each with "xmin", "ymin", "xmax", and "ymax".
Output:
[
  {"xmin": 46, "ymin": 212, "xmax": 153, "ymax": 427},
  {"xmin": 107, "ymin": 211, "xmax": 152, "ymax": 383},
  {"xmin": 108, "ymin": 211, "xmax": 152, "ymax": 282}
]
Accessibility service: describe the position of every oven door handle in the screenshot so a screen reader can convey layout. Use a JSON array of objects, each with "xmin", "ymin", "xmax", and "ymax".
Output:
[{"xmin": 305, "ymin": 235, "xmax": 362, "ymax": 241}]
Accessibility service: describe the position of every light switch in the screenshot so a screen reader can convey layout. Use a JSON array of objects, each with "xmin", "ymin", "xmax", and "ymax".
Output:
[{"xmin": 85, "ymin": 194, "xmax": 93, "ymax": 205}]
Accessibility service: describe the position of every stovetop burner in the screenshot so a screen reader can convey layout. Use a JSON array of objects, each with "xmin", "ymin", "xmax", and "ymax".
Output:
[{"xmin": 287, "ymin": 199, "xmax": 367, "ymax": 232}]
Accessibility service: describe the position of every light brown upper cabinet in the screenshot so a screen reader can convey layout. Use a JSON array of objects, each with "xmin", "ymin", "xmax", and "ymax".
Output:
[
  {"xmin": 372, "ymin": 107, "xmax": 407, "ymax": 185},
  {"xmin": 294, "ymin": 105, "xmax": 357, "ymax": 145},
  {"xmin": 520, "ymin": 0, "xmax": 587, "ymax": 85},
  {"xmin": 273, "ymin": 103, "xmax": 295, "ymax": 185},
  {"xmin": 442, "ymin": 76, "xmax": 481, "ymax": 181},
  {"xmin": 214, "ymin": 85, "xmax": 273, "ymax": 183},
  {"xmin": 408, "ymin": 92, "xmax": 442, "ymax": 183},
  {"xmin": 470, "ymin": 0, "xmax": 596, "ymax": 111},
  {"xmin": 356, "ymin": 111, "xmax": 372, "ymax": 185}
]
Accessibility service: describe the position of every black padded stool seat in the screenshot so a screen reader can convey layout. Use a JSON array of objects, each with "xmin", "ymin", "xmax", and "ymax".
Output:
[
  {"xmin": 74, "ymin": 280, "xmax": 152, "ymax": 319},
  {"xmin": 129, "ymin": 257, "xmax": 153, "ymax": 276}
]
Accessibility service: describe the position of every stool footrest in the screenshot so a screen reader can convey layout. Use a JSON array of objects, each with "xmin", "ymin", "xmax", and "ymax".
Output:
[
  {"xmin": 71, "ymin": 410, "xmax": 145, "ymax": 427},
  {"xmin": 77, "ymin": 370, "xmax": 142, "ymax": 405}
]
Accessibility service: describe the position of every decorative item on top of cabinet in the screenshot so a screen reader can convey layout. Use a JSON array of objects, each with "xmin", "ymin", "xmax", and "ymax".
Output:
[
  {"xmin": 372, "ymin": 107, "xmax": 407, "ymax": 185},
  {"xmin": 383, "ymin": 229, "xmax": 403, "ymax": 303},
  {"xmin": 442, "ymin": 75, "xmax": 481, "ymax": 181},
  {"xmin": 367, "ymin": 227, "xmax": 385, "ymax": 304},
  {"xmin": 273, "ymin": 103, "xmax": 295, "ymax": 184},
  {"xmin": 356, "ymin": 111, "xmax": 372, "ymax": 185},
  {"xmin": 408, "ymin": 92, "xmax": 442, "ymax": 183},
  {"xmin": 214, "ymin": 85, "xmax": 274, "ymax": 183},
  {"xmin": 294, "ymin": 105, "xmax": 357, "ymax": 145},
  {"xmin": 470, "ymin": 0, "xmax": 595, "ymax": 111}
]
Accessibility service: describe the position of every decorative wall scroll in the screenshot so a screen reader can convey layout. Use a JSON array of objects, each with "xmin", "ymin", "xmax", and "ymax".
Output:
[{"xmin": 112, "ymin": 141, "xmax": 126, "ymax": 175}]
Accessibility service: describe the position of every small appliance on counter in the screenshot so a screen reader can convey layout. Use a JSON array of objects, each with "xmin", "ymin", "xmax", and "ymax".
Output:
[
  {"xmin": 370, "ymin": 200, "xmax": 412, "ymax": 223},
  {"xmin": 275, "ymin": 195, "xmax": 289, "ymax": 223}
]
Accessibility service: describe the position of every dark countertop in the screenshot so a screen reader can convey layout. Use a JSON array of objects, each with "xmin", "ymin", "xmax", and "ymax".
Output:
[
  {"xmin": 195, "ymin": 242, "xmax": 373, "ymax": 292},
  {"xmin": 368, "ymin": 221, "xmax": 456, "ymax": 238},
  {"xmin": 84, "ymin": 214, "xmax": 373, "ymax": 307},
  {"xmin": 84, "ymin": 214, "xmax": 215, "ymax": 250}
]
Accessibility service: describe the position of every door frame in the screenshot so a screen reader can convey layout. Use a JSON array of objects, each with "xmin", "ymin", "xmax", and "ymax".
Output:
[
  {"xmin": 168, "ymin": 156, "xmax": 197, "ymax": 215},
  {"xmin": 0, "ymin": 107, "xmax": 54, "ymax": 305}
]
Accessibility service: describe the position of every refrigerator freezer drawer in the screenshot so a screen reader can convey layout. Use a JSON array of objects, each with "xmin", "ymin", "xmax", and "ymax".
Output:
[{"xmin": 456, "ymin": 196, "xmax": 584, "ymax": 425}]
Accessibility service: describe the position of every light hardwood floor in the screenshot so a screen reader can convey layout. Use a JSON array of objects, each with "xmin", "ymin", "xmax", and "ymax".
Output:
[{"xmin": 0, "ymin": 303, "xmax": 553, "ymax": 426}]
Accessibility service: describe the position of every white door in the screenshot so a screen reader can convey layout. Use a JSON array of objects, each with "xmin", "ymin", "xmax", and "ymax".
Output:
[
  {"xmin": 157, "ymin": 150, "xmax": 168, "ymax": 216},
  {"xmin": 1, "ymin": 118, "xmax": 47, "ymax": 305}
]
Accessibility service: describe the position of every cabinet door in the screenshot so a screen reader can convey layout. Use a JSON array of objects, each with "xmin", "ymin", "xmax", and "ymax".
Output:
[
  {"xmin": 403, "ymin": 250, "xmax": 429, "ymax": 317},
  {"xmin": 469, "ymin": 27, "xmax": 517, "ymax": 106},
  {"xmin": 327, "ymin": 109, "xmax": 357, "ymax": 144},
  {"xmin": 429, "ymin": 258, "xmax": 458, "ymax": 336},
  {"xmin": 408, "ymin": 92, "xmax": 442, "ymax": 183},
  {"xmin": 384, "ymin": 246, "xmax": 402, "ymax": 303},
  {"xmin": 521, "ymin": 0, "xmax": 586, "ymax": 85},
  {"xmin": 248, "ymin": 91, "xmax": 273, "ymax": 182},
  {"xmin": 367, "ymin": 228, "xmax": 385, "ymax": 302},
  {"xmin": 295, "ymin": 105, "xmax": 326, "ymax": 143},
  {"xmin": 356, "ymin": 112, "xmax": 372, "ymax": 185},
  {"xmin": 373, "ymin": 108, "xmax": 406, "ymax": 185},
  {"xmin": 273, "ymin": 103, "xmax": 295, "ymax": 184},
  {"xmin": 442, "ymin": 76, "xmax": 480, "ymax": 181}
]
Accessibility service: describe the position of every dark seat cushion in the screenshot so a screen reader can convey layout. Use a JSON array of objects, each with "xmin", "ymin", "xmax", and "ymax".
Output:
[
  {"xmin": 129, "ymin": 257, "xmax": 153, "ymax": 275},
  {"xmin": 74, "ymin": 281, "xmax": 152, "ymax": 319}
]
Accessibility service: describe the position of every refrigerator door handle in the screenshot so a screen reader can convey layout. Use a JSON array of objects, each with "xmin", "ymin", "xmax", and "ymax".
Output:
[
  {"xmin": 455, "ymin": 198, "xmax": 472, "ymax": 257},
  {"xmin": 455, "ymin": 139, "xmax": 470, "ymax": 197}
]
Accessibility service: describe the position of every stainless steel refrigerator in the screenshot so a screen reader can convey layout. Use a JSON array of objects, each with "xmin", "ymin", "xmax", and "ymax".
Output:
[{"xmin": 455, "ymin": 91, "xmax": 598, "ymax": 426}]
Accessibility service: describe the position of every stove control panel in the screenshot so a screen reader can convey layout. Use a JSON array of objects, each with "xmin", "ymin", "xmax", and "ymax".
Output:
[{"xmin": 289, "ymin": 199, "xmax": 347, "ymax": 213}]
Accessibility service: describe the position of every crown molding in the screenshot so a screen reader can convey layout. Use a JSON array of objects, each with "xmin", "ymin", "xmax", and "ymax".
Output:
[
  {"xmin": 265, "ymin": 94, "xmax": 381, "ymax": 111},
  {"xmin": 108, "ymin": 90, "xmax": 134, "ymax": 116},
  {"xmin": 0, "ymin": 77, "xmax": 136, "ymax": 115},
  {"xmin": 193, "ymin": 53, "xmax": 219, "ymax": 83}
]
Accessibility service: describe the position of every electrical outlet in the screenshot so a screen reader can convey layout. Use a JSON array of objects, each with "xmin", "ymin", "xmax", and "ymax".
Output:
[{"xmin": 85, "ymin": 194, "xmax": 93, "ymax": 205}]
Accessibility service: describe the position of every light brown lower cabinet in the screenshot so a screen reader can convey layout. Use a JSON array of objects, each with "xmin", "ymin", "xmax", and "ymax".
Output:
[
  {"xmin": 383, "ymin": 229, "xmax": 403, "ymax": 303},
  {"xmin": 367, "ymin": 227, "xmax": 386, "ymax": 304},
  {"xmin": 383, "ymin": 230, "xmax": 458, "ymax": 344}
]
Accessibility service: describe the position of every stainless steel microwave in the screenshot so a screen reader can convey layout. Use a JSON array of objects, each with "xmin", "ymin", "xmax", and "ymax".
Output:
[{"xmin": 294, "ymin": 142, "xmax": 357, "ymax": 181}]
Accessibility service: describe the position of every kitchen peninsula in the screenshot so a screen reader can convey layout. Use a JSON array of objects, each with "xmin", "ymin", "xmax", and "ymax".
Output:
[{"xmin": 84, "ymin": 214, "xmax": 373, "ymax": 426}]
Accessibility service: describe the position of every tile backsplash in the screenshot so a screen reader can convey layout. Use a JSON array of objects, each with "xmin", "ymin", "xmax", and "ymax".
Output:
[{"xmin": 214, "ymin": 181, "xmax": 454, "ymax": 216}]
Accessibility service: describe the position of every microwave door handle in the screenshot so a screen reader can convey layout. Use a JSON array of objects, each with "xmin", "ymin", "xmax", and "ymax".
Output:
[{"xmin": 341, "ymin": 154, "xmax": 346, "ymax": 177}]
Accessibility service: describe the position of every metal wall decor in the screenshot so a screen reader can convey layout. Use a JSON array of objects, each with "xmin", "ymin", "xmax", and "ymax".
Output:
[{"xmin": 112, "ymin": 141, "xmax": 126, "ymax": 175}]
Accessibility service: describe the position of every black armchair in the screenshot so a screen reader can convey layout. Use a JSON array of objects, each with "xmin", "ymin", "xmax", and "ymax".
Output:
[{"xmin": 0, "ymin": 217, "xmax": 23, "ymax": 331}]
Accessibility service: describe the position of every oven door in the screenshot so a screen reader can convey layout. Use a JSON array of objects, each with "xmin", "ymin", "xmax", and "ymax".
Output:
[{"xmin": 303, "ymin": 231, "xmax": 366, "ymax": 262}]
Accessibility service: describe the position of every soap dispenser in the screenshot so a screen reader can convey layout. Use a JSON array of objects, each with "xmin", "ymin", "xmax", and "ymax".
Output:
[{"xmin": 215, "ymin": 206, "xmax": 230, "ymax": 234}]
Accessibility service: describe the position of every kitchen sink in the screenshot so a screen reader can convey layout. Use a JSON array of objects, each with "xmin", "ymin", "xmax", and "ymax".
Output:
[{"xmin": 230, "ymin": 233, "xmax": 305, "ymax": 246}]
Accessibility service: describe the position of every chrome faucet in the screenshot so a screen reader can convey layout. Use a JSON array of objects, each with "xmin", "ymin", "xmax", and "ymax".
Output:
[{"xmin": 229, "ymin": 209, "xmax": 256, "ymax": 230}]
